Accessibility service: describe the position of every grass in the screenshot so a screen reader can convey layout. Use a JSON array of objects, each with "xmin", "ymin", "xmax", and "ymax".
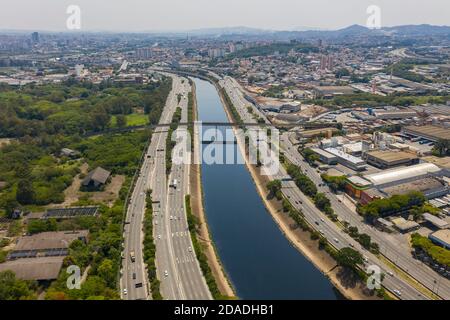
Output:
[{"xmin": 110, "ymin": 113, "xmax": 148, "ymax": 127}]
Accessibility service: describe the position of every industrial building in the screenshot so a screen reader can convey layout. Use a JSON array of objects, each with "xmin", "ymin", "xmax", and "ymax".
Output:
[
  {"xmin": 402, "ymin": 125, "xmax": 450, "ymax": 143},
  {"xmin": 310, "ymin": 148, "xmax": 338, "ymax": 164},
  {"xmin": 364, "ymin": 163, "xmax": 442, "ymax": 187},
  {"xmin": 372, "ymin": 109, "xmax": 417, "ymax": 120},
  {"xmin": 365, "ymin": 150, "xmax": 419, "ymax": 169},
  {"xmin": 429, "ymin": 229, "xmax": 450, "ymax": 249},
  {"xmin": 324, "ymin": 147, "xmax": 367, "ymax": 171}
]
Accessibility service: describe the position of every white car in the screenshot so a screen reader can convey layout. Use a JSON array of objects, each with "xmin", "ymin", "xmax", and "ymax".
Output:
[
  {"xmin": 393, "ymin": 289, "xmax": 402, "ymax": 296},
  {"xmin": 333, "ymin": 238, "xmax": 339, "ymax": 243},
  {"xmin": 158, "ymin": 235, "xmax": 161, "ymax": 239},
  {"xmin": 319, "ymin": 230, "xmax": 324, "ymax": 235},
  {"xmin": 164, "ymin": 270, "xmax": 169, "ymax": 277},
  {"xmin": 320, "ymin": 218, "xmax": 325, "ymax": 222},
  {"xmin": 188, "ymin": 246, "xmax": 192, "ymax": 252},
  {"xmin": 123, "ymin": 288, "xmax": 128, "ymax": 295}
]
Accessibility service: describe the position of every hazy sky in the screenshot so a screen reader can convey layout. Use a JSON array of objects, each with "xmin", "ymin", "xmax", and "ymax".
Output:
[{"xmin": 1, "ymin": 0, "xmax": 449, "ymax": 32}]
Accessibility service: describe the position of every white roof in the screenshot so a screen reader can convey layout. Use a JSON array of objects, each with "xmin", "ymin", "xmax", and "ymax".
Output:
[
  {"xmin": 325, "ymin": 148, "xmax": 365, "ymax": 165},
  {"xmin": 364, "ymin": 163, "xmax": 441, "ymax": 186}
]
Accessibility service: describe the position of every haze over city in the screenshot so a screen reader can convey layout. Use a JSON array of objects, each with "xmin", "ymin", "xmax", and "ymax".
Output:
[{"xmin": 1, "ymin": 0, "xmax": 449, "ymax": 32}]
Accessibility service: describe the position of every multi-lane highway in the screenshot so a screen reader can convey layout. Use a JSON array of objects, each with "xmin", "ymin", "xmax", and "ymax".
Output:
[
  {"xmin": 219, "ymin": 75, "xmax": 441, "ymax": 300},
  {"xmin": 121, "ymin": 74, "xmax": 211, "ymax": 300}
]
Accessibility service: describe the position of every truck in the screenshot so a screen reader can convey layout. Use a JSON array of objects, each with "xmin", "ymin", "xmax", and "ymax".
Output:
[{"xmin": 130, "ymin": 251, "xmax": 136, "ymax": 263}]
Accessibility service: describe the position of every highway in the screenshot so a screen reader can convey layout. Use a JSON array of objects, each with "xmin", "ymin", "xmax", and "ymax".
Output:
[
  {"xmin": 121, "ymin": 74, "xmax": 211, "ymax": 300},
  {"xmin": 219, "ymin": 75, "xmax": 434, "ymax": 300}
]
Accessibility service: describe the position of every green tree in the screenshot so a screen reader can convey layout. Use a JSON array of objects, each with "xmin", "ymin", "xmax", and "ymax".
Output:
[
  {"xmin": 116, "ymin": 114, "xmax": 127, "ymax": 128},
  {"xmin": 97, "ymin": 259, "xmax": 116, "ymax": 287},
  {"xmin": 16, "ymin": 179, "xmax": 35, "ymax": 205},
  {"xmin": 266, "ymin": 180, "xmax": 282, "ymax": 198},
  {"xmin": 0, "ymin": 271, "xmax": 34, "ymax": 300},
  {"xmin": 336, "ymin": 248, "xmax": 364, "ymax": 269}
]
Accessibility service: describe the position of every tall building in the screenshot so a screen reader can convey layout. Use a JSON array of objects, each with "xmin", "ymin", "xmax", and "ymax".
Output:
[{"xmin": 31, "ymin": 32, "xmax": 39, "ymax": 44}]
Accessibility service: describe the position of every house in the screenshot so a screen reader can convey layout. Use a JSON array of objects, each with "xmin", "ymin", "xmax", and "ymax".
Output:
[
  {"xmin": 60, "ymin": 148, "xmax": 80, "ymax": 158},
  {"xmin": 82, "ymin": 167, "xmax": 111, "ymax": 188}
]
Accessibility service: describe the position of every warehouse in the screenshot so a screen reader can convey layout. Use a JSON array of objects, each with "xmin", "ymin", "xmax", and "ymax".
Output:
[
  {"xmin": 365, "ymin": 150, "xmax": 419, "ymax": 169},
  {"xmin": 364, "ymin": 163, "xmax": 442, "ymax": 187},
  {"xmin": 380, "ymin": 177, "xmax": 449, "ymax": 200},
  {"xmin": 429, "ymin": 229, "xmax": 450, "ymax": 249},
  {"xmin": 402, "ymin": 125, "xmax": 450, "ymax": 143},
  {"xmin": 310, "ymin": 148, "xmax": 338, "ymax": 164},
  {"xmin": 324, "ymin": 148, "xmax": 367, "ymax": 171},
  {"xmin": 422, "ymin": 213, "xmax": 449, "ymax": 230}
]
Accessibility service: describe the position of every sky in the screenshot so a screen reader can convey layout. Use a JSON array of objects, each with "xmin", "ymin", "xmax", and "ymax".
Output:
[{"xmin": 0, "ymin": 0, "xmax": 449, "ymax": 32}]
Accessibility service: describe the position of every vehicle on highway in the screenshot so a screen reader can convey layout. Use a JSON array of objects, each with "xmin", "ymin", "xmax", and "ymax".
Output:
[
  {"xmin": 158, "ymin": 235, "xmax": 161, "ymax": 239},
  {"xmin": 133, "ymin": 273, "xmax": 136, "ymax": 280},
  {"xmin": 333, "ymin": 238, "xmax": 339, "ymax": 243},
  {"xmin": 320, "ymin": 218, "xmax": 325, "ymax": 222},
  {"xmin": 319, "ymin": 230, "xmax": 324, "ymax": 235},
  {"xmin": 393, "ymin": 289, "xmax": 402, "ymax": 297},
  {"xmin": 315, "ymin": 221, "xmax": 319, "ymax": 226},
  {"xmin": 130, "ymin": 251, "xmax": 136, "ymax": 263},
  {"xmin": 349, "ymin": 243, "xmax": 354, "ymax": 248},
  {"xmin": 188, "ymin": 246, "xmax": 192, "ymax": 252},
  {"xmin": 123, "ymin": 288, "xmax": 128, "ymax": 295},
  {"xmin": 164, "ymin": 270, "xmax": 169, "ymax": 277},
  {"xmin": 170, "ymin": 179, "xmax": 178, "ymax": 189},
  {"xmin": 387, "ymin": 271, "xmax": 394, "ymax": 276}
]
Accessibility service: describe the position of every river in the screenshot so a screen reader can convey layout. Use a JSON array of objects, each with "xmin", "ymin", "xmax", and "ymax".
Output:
[{"xmin": 193, "ymin": 77, "xmax": 341, "ymax": 299}]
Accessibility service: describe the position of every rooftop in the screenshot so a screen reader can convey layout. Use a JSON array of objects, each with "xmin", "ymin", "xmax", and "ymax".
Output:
[
  {"xmin": 404, "ymin": 125, "xmax": 450, "ymax": 141},
  {"xmin": 366, "ymin": 150, "xmax": 418, "ymax": 163},
  {"xmin": 0, "ymin": 256, "xmax": 64, "ymax": 281},
  {"xmin": 381, "ymin": 177, "xmax": 445, "ymax": 197},
  {"xmin": 13, "ymin": 230, "xmax": 89, "ymax": 252},
  {"xmin": 364, "ymin": 163, "xmax": 441, "ymax": 186}
]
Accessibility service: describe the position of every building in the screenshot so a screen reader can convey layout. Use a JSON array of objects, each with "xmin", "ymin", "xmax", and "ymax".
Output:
[
  {"xmin": 43, "ymin": 206, "xmax": 99, "ymax": 219},
  {"xmin": 82, "ymin": 167, "xmax": 111, "ymax": 188},
  {"xmin": 372, "ymin": 110, "xmax": 417, "ymax": 120},
  {"xmin": 380, "ymin": 177, "xmax": 448, "ymax": 200},
  {"xmin": 346, "ymin": 176, "xmax": 373, "ymax": 199},
  {"xmin": 31, "ymin": 32, "xmax": 39, "ymax": 44},
  {"xmin": 429, "ymin": 229, "xmax": 450, "ymax": 249},
  {"xmin": 60, "ymin": 148, "xmax": 80, "ymax": 158},
  {"xmin": 402, "ymin": 125, "xmax": 450, "ymax": 143},
  {"xmin": 364, "ymin": 163, "xmax": 442, "ymax": 187},
  {"xmin": 0, "ymin": 256, "xmax": 64, "ymax": 281},
  {"xmin": 8, "ymin": 230, "xmax": 88, "ymax": 260},
  {"xmin": 391, "ymin": 217, "xmax": 420, "ymax": 233},
  {"xmin": 297, "ymin": 128, "xmax": 339, "ymax": 139},
  {"xmin": 422, "ymin": 213, "xmax": 449, "ymax": 230},
  {"xmin": 313, "ymin": 86, "xmax": 356, "ymax": 99},
  {"xmin": 365, "ymin": 150, "xmax": 419, "ymax": 169},
  {"xmin": 310, "ymin": 148, "xmax": 338, "ymax": 165},
  {"xmin": 324, "ymin": 147, "xmax": 367, "ymax": 171}
]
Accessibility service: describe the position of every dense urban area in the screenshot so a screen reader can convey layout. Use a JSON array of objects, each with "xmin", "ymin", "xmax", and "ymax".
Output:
[{"xmin": 0, "ymin": 24, "xmax": 449, "ymax": 301}]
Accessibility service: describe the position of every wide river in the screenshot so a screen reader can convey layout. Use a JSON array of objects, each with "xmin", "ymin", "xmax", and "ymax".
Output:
[{"xmin": 193, "ymin": 77, "xmax": 341, "ymax": 299}]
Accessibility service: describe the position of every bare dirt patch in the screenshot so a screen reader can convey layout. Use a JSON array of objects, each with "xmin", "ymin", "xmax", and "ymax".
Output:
[{"xmin": 90, "ymin": 175, "xmax": 125, "ymax": 207}]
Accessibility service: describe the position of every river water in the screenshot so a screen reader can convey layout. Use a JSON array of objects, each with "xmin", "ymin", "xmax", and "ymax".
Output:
[{"xmin": 193, "ymin": 77, "xmax": 340, "ymax": 299}]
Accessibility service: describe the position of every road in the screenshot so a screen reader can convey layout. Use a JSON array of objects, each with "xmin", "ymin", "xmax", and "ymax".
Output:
[
  {"xmin": 121, "ymin": 74, "xmax": 211, "ymax": 300},
  {"xmin": 219, "ymin": 75, "xmax": 434, "ymax": 300},
  {"xmin": 281, "ymin": 134, "xmax": 450, "ymax": 299}
]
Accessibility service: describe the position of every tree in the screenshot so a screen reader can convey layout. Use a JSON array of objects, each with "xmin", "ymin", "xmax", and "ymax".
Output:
[
  {"xmin": 16, "ymin": 179, "xmax": 35, "ymax": 205},
  {"xmin": 97, "ymin": 259, "xmax": 116, "ymax": 287},
  {"xmin": 0, "ymin": 271, "xmax": 34, "ymax": 300},
  {"xmin": 336, "ymin": 248, "xmax": 364, "ymax": 269},
  {"xmin": 116, "ymin": 115, "xmax": 127, "ymax": 128},
  {"xmin": 266, "ymin": 180, "xmax": 282, "ymax": 198},
  {"xmin": 433, "ymin": 139, "xmax": 450, "ymax": 157}
]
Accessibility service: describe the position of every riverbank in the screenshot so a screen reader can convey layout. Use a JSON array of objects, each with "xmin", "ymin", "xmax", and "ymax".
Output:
[
  {"xmin": 216, "ymin": 82, "xmax": 380, "ymax": 300},
  {"xmin": 189, "ymin": 80, "xmax": 236, "ymax": 299}
]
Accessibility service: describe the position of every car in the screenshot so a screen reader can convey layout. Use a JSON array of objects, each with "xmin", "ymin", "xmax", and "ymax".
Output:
[
  {"xmin": 333, "ymin": 238, "xmax": 339, "ymax": 243},
  {"xmin": 132, "ymin": 273, "xmax": 136, "ymax": 280},
  {"xmin": 164, "ymin": 270, "xmax": 169, "ymax": 277},
  {"xmin": 393, "ymin": 289, "xmax": 402, "ymax": 296},
  {"xmin": 319, "ymin": 230, "xmax": 324, "ymax": 235},
  {"xmin": 387, "ymin": 271, "xmax": 394, "ymax": 277},
  {"xmin": 349, "ymin": 243, "xmax": 354, "ymax": 248},
  {"xmin": 315, "ymin": 221, "xmax": 320, "ymax": 226},
  {"xmin": 170, "ymin": 216, "xmax": 173, "ymax": 220},
  {"xmin": 123, "ymin": 288, "xmax": 128, "ymax": 295},
  {"xmin": 320, "ymin": 218, "xmax": 325, "ymax": 222},
  {"xmin": 188, "ymin": 246, "xmax": 192, "ymax": 252},
  {"xmin": 158, "ymin": 235, "xmax": 161, "ymax": 239}
]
